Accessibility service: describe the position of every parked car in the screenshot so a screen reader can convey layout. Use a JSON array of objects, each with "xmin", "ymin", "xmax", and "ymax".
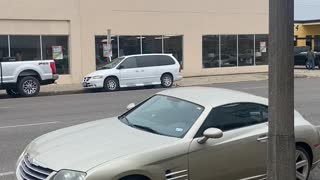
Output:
[
  {"xmin": 83, "ymin": 54, "xmax": 183, "ymax": 91},
  {"xmin": 0, "ymin": 58, "xmax": 59, "ymax": 97},
  {"xmin": 294, "ymin": 46, "xmax": 320, "ymax": 68},
  {"xmin": 16, "ymin": 87, "xmax": 320, "ymax": 180}
]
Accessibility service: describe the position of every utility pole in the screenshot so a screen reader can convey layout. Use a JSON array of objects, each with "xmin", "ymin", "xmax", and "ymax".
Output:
[
  {"xmin": 268, "ymin": 0, "xmax": 295, "ymax": 179},
  {"xmin": 107, "ymin": 29, "xmax": 112, "ymax": 62}
]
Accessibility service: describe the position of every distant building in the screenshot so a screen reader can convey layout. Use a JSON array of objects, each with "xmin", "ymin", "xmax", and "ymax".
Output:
[{"xmin": 0, "ymin": 0, "xmax": 269, "ymax": 84}]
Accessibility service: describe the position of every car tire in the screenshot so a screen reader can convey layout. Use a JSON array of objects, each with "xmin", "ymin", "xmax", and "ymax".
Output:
[
  {"xmin": 296, "ymin": 146, "xmax": 311, "ymax": 180},
  {"xmin": 6, "ymin": 88, "xmax": 20, "ymax": 98},
  {"xmin": 17, "ymin": 76, "xmax": 40, "ymax": 97},
  {"xmin": 103, "ymin": 77, "xmax": 119, "ymax": 92},
  {"xmin": 161, "ymin": 74, "xmax": 173, "ymax": 88}
]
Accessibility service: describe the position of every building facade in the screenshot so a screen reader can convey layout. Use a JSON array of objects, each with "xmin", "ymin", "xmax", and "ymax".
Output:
[
  {"xmin": 0, "ymin": 0, "xmax": 269, "ymax": 84},
  {"xmin": 295, "ymin": 20, "xmax": 320, "ymax": 51}
]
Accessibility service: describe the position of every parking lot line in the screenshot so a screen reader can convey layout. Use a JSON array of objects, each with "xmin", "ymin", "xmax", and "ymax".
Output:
[
  {"xmin": 0, "ymin": 121, "xmax": 59, "ymax": 129},
  {"xmin": 0, "ymin": 171, "xmax": 14, "ymax": 177}
]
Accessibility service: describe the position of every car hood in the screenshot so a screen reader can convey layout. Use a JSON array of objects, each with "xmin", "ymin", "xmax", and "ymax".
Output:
[
  {"xmin": 26, "ymin": 118, "xmax": 178, "ymax": 172},
  {"xmin": 85, "ymin": 70, "xmax": 111, "ymax": 77}
]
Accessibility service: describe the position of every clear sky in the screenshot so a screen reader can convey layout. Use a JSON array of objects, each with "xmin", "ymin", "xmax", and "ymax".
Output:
[{"xmin": 295, "ymin": 0, "xmax": 320, "ymax": 20}]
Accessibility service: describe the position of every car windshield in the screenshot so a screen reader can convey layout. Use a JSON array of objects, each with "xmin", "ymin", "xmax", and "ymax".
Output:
[
  {"xmin": 120, "ymin": 95, "xmax": 204, "ymax": 138},
  {"xmin": 98, "ymin": 57, "xmax": 124, "ymax": 70}
]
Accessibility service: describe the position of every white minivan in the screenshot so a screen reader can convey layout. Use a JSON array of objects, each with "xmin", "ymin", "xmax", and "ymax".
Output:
[{"xmin": 82, "ymin": 54, "xmax": 183, "ymax": 91}]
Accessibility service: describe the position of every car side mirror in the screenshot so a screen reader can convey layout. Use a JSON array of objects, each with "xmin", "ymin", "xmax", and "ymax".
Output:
[
  {"xmin": 126, "ymin": 103, "xmax": 136, "ymax": 110},
  {"xmin": 198, "ymin": 128, "xmax": 223, "ymax": 144}
]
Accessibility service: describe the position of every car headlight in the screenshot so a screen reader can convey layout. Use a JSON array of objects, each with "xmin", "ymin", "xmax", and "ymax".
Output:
[
  {"xmin": 92, "ymin": 75, "xmax": 104, "ymax": 79},
  {"xmin": 52, "ymin": 170, "xmax": 86, "ymax": 180}
]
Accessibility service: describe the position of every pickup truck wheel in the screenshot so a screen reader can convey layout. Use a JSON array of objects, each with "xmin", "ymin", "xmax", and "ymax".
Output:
[
  {"xmin": 18, "ymin": 76, "xmax": 40, "ymax": 97},
  {"xmin": 6, "ymin": 88, "xmax": 20, "ymax": 98}
]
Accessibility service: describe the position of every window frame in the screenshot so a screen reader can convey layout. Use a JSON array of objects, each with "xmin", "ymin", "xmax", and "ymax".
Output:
[
  {"xmin": 194, "ymin": 102, "xmax": 268, "ymax": 138},
  {"xmin": 118, "ymin": 57, "xmax": 138, "ymax": 69}
]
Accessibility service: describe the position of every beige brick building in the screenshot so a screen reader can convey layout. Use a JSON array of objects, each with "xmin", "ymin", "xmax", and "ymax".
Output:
[{"xmin": 0, "ymin": 0, "xmax": 269, "ymax": 84}]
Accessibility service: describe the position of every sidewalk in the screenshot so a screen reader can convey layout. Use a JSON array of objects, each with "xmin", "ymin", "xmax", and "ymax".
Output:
[{"xmin": 36, "ymin": 68, "xmax": 320, "ymax": 96}]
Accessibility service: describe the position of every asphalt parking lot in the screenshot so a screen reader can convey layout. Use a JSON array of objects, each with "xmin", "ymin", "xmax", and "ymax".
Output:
[{"xmin": 0, "ymin": 77, "xmax": 319, "ymax": 180}]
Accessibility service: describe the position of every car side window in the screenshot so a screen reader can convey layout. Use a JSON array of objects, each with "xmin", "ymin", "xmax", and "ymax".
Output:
[
  {"xmin": 156, "ymin": 56, "xmax": 175, "ymax": 66},
  {"xmin": 119, "ymin": 57, "xmax": 137, "ymax": 69},
  {"xmin": 195, "ymin": 103, "xmax": 268, "ymax": 138},
  {"xmin": 136, "ymin": 56, "xmax": 156, "ymax": 68}
]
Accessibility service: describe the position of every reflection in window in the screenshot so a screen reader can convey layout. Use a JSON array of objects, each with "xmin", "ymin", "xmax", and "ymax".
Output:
[
  {"xmin": 42, "ymin": 36, "xmax": 69, "ymax": 74},
  {"xmin": 238, "ymin": 35, "xmax": 254, "ymax": 66},
  {"xmin": 202, "ymin": 35, "xmax": 220, "ymax": 68},
  {"xmin": 142, "ymin": 36, "xmax": 162, "ymax": 54},
  {"xmin": 221, "ymin": 35, "xmax": 237, "ymax": 67},
  {"xmin": 10, "ymin": 36, "xmax": 41, "ymax": 61},
  {"xmin": 95, "ymin": 36, "xmax": 118, "ymax": 69},
  {"xmin": 255, "ymin": 35, "xmax": 268, "ymax": 65},
  {"xmin": 0, "ymin": 35, "xmax": 8, "ymax": 60},
  {"xmin": 119, "ymin": 36, "xmax": 141, "ymax": 56},
  {"xmin": 164, "ymin": 35, "xmax": 183, "ymax": 67}
]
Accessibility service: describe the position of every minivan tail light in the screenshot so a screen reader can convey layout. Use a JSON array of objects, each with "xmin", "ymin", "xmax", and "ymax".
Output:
[{"xmin": 50, "ymin": 62, "xmax": 57, "ymax": 74}]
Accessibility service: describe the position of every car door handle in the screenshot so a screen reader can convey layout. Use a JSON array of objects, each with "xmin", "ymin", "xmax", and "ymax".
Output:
[{"xmin": 257, "ymin": 135, "xmax": 268, "ymax": 143}]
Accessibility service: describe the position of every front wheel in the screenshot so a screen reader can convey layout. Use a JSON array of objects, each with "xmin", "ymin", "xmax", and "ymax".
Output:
[
  {"xmin": 296, "ymin": 146, "xmax": 311, "ymax": 180},
  {"xmin": 6, "ymin": 88, "xmax": 20, "ymax": 98},
  {"xmin": 17, "ymin": 76, "xmax": 40, "ymax": 97},
  {"xmin": 161, "ymin": 74, "xmax": 173, "ymax": 88},
  {"xmin": 103, "ymin": 77, "xmax": 120, "ymax": 92}
]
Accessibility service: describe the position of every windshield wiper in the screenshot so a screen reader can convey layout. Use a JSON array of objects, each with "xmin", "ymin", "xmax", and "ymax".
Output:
[
  {"xmin": 119, "ymin": 116, "xmax": 133, "ymax": 126},
  {"xmin": 131, "ymin": 124, "xmax": 164, "ymax": 136}
]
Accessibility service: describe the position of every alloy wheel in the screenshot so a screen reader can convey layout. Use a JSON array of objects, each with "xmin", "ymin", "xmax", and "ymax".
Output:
[
  {"xmin": 296, "ymin": 149, "xmax": 310, "ymax": 180},
  {"xmin": 107, "ymin": 80, "xmax": 117, "ymax": 91},
  {"xmin": 163, "ymin": 75, "xmax": 172, "ymax": 87},
  {"xmin": 22, "ymin": 80, "xmax": 38, "ymax": 95}
]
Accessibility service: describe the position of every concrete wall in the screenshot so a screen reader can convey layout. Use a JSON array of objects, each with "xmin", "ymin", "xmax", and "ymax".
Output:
[{"xmin": 0, "ymin": 0, "xmax": 269, "ymax": 84}]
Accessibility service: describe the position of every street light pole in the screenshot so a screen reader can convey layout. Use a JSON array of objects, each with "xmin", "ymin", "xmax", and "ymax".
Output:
[{"xmin": 268, "ymin": 0, "xmax": 295, "ymax": 179}]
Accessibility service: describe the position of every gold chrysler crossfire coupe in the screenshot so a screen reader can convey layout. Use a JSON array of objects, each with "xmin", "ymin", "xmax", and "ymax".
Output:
[{"xmin": 16, "ymin": 87, "xmax": 320, "ymax": 180}]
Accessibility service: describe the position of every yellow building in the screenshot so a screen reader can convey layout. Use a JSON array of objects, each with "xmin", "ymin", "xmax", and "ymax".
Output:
[
  {"xmin": 295, "ymin": 20, "xmax": 320, "ymax": 50},
  {"xmin": 0, "ymin": 0, "xmax": 269, "ymax": 84}
]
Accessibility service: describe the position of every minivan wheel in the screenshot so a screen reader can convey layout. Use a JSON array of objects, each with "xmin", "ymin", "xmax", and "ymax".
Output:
[
  {"xmin": 296, "ymin": 146, "xmax": 311, "ymax": 180},
  {"xmin": 17, "ymin": 76, "xmax": 40, "ymax": 97},
  {"xmin": 161, "ymin": 74, "xmax": 173, "ymax": 88},
  {"xmin": 104, "ymin": 77, "xmax": 119, "ymax": 92},
  {"xmin": 6, "ymin": 88, "xmax": 20, "ymax": 98}
]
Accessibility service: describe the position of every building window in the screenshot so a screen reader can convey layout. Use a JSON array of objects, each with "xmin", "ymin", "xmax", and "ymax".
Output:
[
  {"xmin": 42, "ymin": 36, "xmax": 69, "ymax": 74},
  {"xmin": 0, "ymin": 35, "xmax": 9, "ymax": 60},
  {"xmin": 119, "ymin": 36, "xmax": 141, "ymax": 56},
  {"xmin": 95, "ymin": 36, "xmax": 118, "ymax": 69},
  {"xmin": 202, "ymin": 35, "xmax": 220, "ymax": 68},
  {"xmin": 238, "ymin": 35, "xmax": 254, "ymax": 66},
  {"xmin": 314, "ymin": 35, "xmax": 320, "ymax": 52},
  {"xmin": 306, "ymin": 35, "xmax": 313, "ymax": 49},
  {"xmin": 220, "ymin": 35, "xmax": 237, "ymax": 67},
  {"xmin": 164, "ymin": 35, "xmax": 183, "ymax": 67},
  {"xmin": 142, "ymin": 36, "xmax": 162, "ymax": 54},
  {"xmin": 255, "ymin": 34, "xmax": 268, "ymax": 65},
  {"xmin": 10, "ymin": 36, "xmax": 41, "ymax": 61}
]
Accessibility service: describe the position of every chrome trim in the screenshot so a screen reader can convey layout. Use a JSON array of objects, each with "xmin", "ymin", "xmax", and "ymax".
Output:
[
  {"xmin": 165, "ymin": 169, "xmax": 187, "ymax": 177},
  {"xmin": 167, "ymin": 174, "xmax": 188, "ymax": 180},
  {"xmin": 238, "ymin": 174, "xmax": 267, "ymax": 180}
]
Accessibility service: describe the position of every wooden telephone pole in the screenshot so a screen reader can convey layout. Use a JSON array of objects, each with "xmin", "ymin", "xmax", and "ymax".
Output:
[{"xmin": 268, "ymin": 0, "xmax": 295, "ymax": 179}]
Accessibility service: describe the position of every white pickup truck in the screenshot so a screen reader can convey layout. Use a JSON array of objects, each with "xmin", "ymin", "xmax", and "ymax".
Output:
[{"xmin": 0, "ymin": 58, "xmax": 59, "ymax": 97}]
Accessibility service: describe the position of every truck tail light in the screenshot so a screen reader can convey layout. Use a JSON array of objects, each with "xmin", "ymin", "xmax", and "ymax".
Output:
[{"xmin": 50, "ymin": 62, "xmax": 57, "ymax": 74}]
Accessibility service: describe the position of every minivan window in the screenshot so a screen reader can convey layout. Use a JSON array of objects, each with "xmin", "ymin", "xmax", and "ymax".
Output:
[
  {"xmin": 98, "ymin": 57, "xmax": 124, "ymax": 70},
  {"xmin": 136, "ymin": 56, "xmax": 156, "ymax": 67},
  {"xmin": 119, "ymin": 57, "xmax": 138, "ymax": 69},
  {"xmin": 156, "ymin": 55, "xmax": 175, "ymax": 66}
]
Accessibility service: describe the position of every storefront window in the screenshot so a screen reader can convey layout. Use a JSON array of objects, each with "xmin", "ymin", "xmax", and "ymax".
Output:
[
  {"xmin": 202, "ymin": 35, "xmax": 220, "ymax": 68},
  {"xmin": 255, "ymin": 34, "xmax": 268, "ymax": 65},
  {"xmin": 95, "ymin": 36, "xmax": 118, "ymax": 69},
  {"xmin": 142, "ymin": 36, "xmax": 162, "ymax": 54},
  {"xmin": 119, "ymin": 36, "xmax": 141, "ymax": 56},
  {"xmin": 238, "ymin": 35, "xmax": 254, "ymax": 66},
  {"xmin": 0, "ymin": 35, "xmax": 8, "ymax": 60},
  {"xmin": 42, "ymin": 36, "xmax": 69, "ymax": 74},
  {"xmin": 164, "ymin": 35, "xmax": 183, "ymax": 67},
  {"xmin": 220, "ymin": 35, "xmax": 237, "ymax": 67},
  {"xmin": 10, "ymin": 36, "xmax": 41, "ymax": 61}
]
